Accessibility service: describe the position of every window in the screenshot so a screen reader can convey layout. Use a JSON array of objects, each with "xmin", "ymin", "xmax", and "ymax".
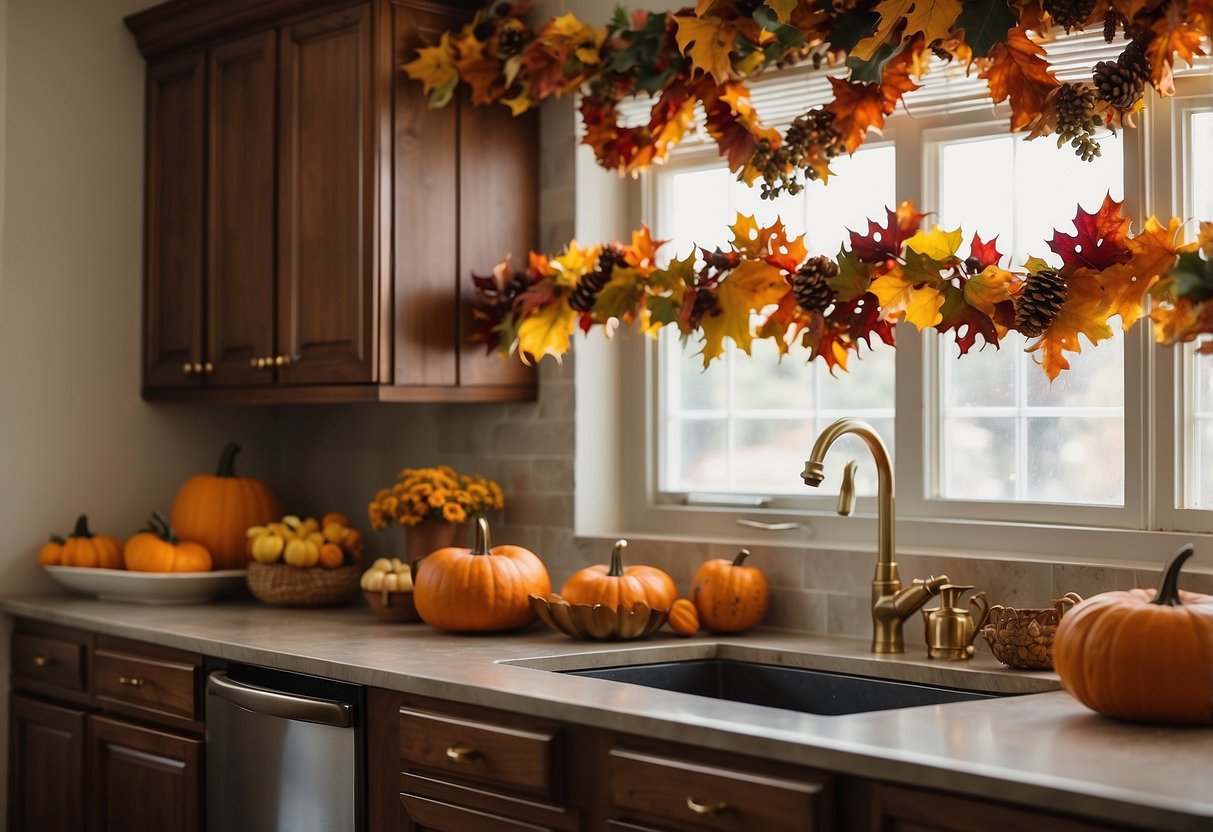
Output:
[{"xmin": 1180, "ymin": 104, "xmax": 1213, "ymax": 510}]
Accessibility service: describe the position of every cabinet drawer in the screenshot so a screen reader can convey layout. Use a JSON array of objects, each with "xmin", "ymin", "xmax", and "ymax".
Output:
[
  {"xmin": 401, "ymin": 793, "xmax": 558, "ymax": 832},
  {"xmin": 12, "ymin": 631, "xmax": 86, "ymax": 694},
  {"xmin": 608, "ymin": 747, "xmax": 832, "ymax": 832},
  {"xmin": 399, "ymin": 707, "xmax": 563, "ymax": 800},
  {"xmin": 92, "ymin": 645, "xmax": 200, "ymax": 721}
]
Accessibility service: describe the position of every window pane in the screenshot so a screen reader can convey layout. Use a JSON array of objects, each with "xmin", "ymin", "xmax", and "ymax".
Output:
[
  {"xmin": 656, "ymin": 145, "xmax": 897, "ymax": 499},
  {"xmin": 936, "ymin": 132, "xmax": 1126, "ymax": 506},
  {"xmin": 1183, "ymin": 110, "xmax": 1213, "ymax": 508}
]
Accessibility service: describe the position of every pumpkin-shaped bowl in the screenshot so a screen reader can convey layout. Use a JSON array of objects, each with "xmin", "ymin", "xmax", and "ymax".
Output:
[
  {"xmin": 363, "ymin": 589, "xmax": 420, "ymax": 623},
  {"xmin": 246, "ymin": 563, "xmax": 361, "ymax": 607},
  {"xmin": 529, "ymin": 593, "xmax": 669, "ymax": 641},
  {"xmin": 979, "ymin": 592, "xmax": 1083, "ymax": 670}
]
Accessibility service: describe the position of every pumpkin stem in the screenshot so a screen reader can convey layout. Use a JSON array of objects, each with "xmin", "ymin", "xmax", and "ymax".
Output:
[
  {"xmin": 71, "ymin": 514, "xmax": 93, "ymax": 539},
  {"xmin": 1152, "ymin": 543, "xmax": 1195, "ymax": 607},
  {"xmin": 732, "ymin": 549, "xmax": 751, "ymax": 567},
  {"xmin": 151, "ymin": 512, "xmax": 179, "ymax": 545},
  {"xmin": 48, "ymin": 534, "xmax": 65, "ymax": 545},
  {"xmin": 608, "ymin": 540, "xmax": 628, "ymax": 577},
  {"xmin": 216, "ymin": 442, "xmax": 242, "ymax": 477},
  {"xmin": 472, "ymin": 516, "xmax": 492, "ymax": 556}
]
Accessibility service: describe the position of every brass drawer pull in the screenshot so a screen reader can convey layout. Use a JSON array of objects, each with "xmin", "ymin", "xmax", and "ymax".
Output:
[
  {"xmin": 445, "ymin": 745, "xmax": 479, "ymax": 763},
  {"xmin": 686, "ymin": 796, "xmax": 729, "ymax": 817},
  {"xmin": 118, "ymin": 676, "xmax": 145, "ymax": 688},
  {"xmin": 32, "ymin": 655, "xmax": 52, "ymax": 667}
]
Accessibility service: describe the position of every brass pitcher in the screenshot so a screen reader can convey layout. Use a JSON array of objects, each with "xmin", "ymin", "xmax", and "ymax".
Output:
[{"xmin": 922, "ymin": 585, "xmax": 990, "ymax": 660}]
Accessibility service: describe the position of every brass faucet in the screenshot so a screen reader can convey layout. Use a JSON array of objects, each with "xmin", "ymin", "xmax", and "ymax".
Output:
[{"xmin": 801, "ymin": 418, "xmax": 948, "ymax": 654}]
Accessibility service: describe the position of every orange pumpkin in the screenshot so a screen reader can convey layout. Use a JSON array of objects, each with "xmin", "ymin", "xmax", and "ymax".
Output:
[
  {"xmin": 124, "ymin": 513, "xmax": 213, "ymax": 573},
  {"xmin": 318, "ymin": 543, "xmax": 345, "ymax": 570},
  {"xmin": 37, "ymin": 534, "xmax": 66, "ymax": 566},
  {"xmin": 668, "ymin": 598, "xmax": 700, "ymax": 636},
  {"xmin": 60, "ymin": 515, "xmax": 123, "ymax": 569},
  {"xmin": 691, "ymin": 549, "xmax": 769, "ymax": 634},
  {"xmin": 560, "ymin": 541, "xmax": 678, "ymax": 610},
  {"xmin": 170, "ymin": 442, "xmax": 280, "ymax": 570},
  {"xmin": 413, "ymin": 517, "xmax": 551, "ymax": 632},
  {"xmin": 1054, "ymin": 544, "xmax": 1213, "ymax": 725}
]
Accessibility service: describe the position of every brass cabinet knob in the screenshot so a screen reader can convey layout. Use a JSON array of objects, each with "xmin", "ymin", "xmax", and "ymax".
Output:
[
  {"xmin": 118, "ymin": 676, "xmax": 145, "ymax": 688},
  {"xmin": 444, "ymin": 745, "xmax": 479, "ymax": 762},
  {"xmin": 274, "ymin": 354, "xmax": 291, "ymax": 367},
  {"xmin": 686, "ymin": 796, "xmax": 729, "ymax": 817},
  {"xmin": 192, "ymin": 362, "xmax": 204, "ymax": 373},
  {"xmin": 183, "ymin": 363, "xmax": 194, "ymax": 374},
  {"xmin": 203, "ymin": 362, "xmax": 214, "ymax": 373},
  {"xmin": 249, "ymin": 357, "xmax": 259, "ymax": 369},
  {"xmin": 32, "ymin": 655, "xmax": 51, "ymax": 667}
]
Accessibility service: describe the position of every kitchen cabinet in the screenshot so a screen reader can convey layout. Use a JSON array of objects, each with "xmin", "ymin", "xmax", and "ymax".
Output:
[
  {"xmin": 7, "ymin": 621, "xmax": 204, "ymax": 832},
  {"xmin": 125, "ymin": 0, "xmax": 538, "ymax": 404}
]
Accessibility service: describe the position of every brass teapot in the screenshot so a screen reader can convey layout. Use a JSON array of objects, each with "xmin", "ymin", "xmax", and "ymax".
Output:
[{"xmin": 922, "ymin": 585, "xmax": 990, "ymax": 660}]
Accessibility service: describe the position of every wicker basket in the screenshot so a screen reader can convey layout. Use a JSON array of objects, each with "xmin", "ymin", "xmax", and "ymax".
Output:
[
  {"xmin": 246, "ymin": 563, "xmax": 361, "ymax": 607},
  {"xmin": 979, "ymin": 592, "xmax": 1083, "ymax": 670}
]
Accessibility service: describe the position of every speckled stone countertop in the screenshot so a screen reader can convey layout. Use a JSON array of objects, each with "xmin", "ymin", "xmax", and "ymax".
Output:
[{"xmin": 4, "ymin": 595, "xmax": 1211, "ymax": 831}]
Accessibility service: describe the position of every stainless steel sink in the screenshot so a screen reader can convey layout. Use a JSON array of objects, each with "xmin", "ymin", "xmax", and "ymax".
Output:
[{"xmin": 563, "ymin": 658, "xmax": 998, "ymax": 716}]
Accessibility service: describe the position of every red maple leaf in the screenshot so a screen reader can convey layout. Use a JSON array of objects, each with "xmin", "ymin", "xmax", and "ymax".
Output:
[
  {"xmin": 936, "ymin": 284, "xmax": 1000, "ymax": 356},
  {"xmin": 847, "ymin": 202, "xmax": 927, "ymax": 263},
  {"xmin": 968, "ymin": 232, "xmax": 1003, "ymax": 270},
  {"xmin": 1047, "ymin": 193, "xmax": 1133, "ymax": 272}
]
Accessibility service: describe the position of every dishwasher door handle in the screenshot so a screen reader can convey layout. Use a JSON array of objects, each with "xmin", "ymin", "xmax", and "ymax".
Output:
[{"xmin": 207, "ymin": 671, "xmax": 352, "ymax": 728}]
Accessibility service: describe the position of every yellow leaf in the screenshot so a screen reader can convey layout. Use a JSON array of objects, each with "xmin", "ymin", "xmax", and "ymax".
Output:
[
  {"xmin": 698, "ymin": 260, "xmax": 789, "ymax": 364},
  {"xmin": 674, "ymin": 16, "xmax": 736, "ymax": 84},
  {"xmin": 905, "ymin": 225, "xmax": 963, "ymax": 261},
  {"xmin": 730, "ymin": 214, "xmax": 762, "ymax": 256},
  {"xmin": 500, "ymin": 86, "xmax": 536, "ymax": 116},
  {"xmin": 402, "ymin": 32, "xmax": 458, "ymax": 105},
  {"xmin": 851, "ymin": 0, "xmax": 914, "ymax": 62},
  {"xmin": 964, "ymin": 266, "xmax": 1015, "ymax": 317},
  {"xmin": 1024, "ymin": 274, "xmax": 1114, "ymax": 380},
  {"xmin": 516, "ymin": 301, "xmax": 578, "ymax": 363},
  {"xmin": 903, "ymin": 0, "xmax": 963, "ymax": 49},
  {"xmin": 553, "ymin": 241, "xmax": 600, "ymax": 287},
  {"xmin": 869, "ymin": 268, "xmax": 946, "ymax": 329},
  {"xmin": 1200, "ymin": 221, "xmax": 1213, "ymax": 260}
]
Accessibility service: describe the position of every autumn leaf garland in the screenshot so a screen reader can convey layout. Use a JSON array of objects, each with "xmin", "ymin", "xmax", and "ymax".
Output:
[{"xmin": 471, "ymin": 198, "xmax": 1213, "ymax": 379}]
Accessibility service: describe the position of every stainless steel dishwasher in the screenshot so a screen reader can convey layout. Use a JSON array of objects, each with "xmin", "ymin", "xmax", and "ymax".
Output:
[{"xmin": 206, "ymin": 665, "xmax": 362, "ymax": 832}]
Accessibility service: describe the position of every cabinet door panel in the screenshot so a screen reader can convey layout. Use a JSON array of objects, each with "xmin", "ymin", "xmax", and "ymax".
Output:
[
  {"xmin": 208, "ymin": 30, "xmax": 277, "ymax": 386},
  {"xmin": 144, "ymin": 52, "xmax": 205, "ymax": 390},
  {"xmin": 278, "ymin": 5, "xmax": 375, "ymax": 384},
  {"xmin": 89, "ymin": 714, "xmax": 202, "ymax": 832},
  {"xmin": 8, "ymin": 695, "xmax": 86, "ymax": 832}
]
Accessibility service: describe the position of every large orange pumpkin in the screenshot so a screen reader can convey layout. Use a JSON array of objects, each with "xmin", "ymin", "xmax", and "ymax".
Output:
[
  {"xmin": 60, "ymin": 515, "xmax": 123, "ymax": 569},
  {"xmin": 170, "ymin": 443, "xmax": 280, "ymax": 570},
  {"xmin": 1054, "ymin": 544, "xmax": 1213, "ymax": 725},
  {"xmin": 124, "ymin": 513, "xmax": 214, "ymax": 573},
  {"xmin": 413, "ymin": 517, "xmax": 551, "ymax": 632},
  {"xmin": 560, "ymin": 541, "xmax": 678, "ymax": 610},
  {"xmin": 691, "ymin": 549, "xmax": 769, "ymax": 634}
]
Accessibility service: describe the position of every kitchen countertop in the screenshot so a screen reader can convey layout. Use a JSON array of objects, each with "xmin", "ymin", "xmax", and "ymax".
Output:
[{"xmin": 4, "ymin": 595, "xmax": 1211, "ymax": 831}]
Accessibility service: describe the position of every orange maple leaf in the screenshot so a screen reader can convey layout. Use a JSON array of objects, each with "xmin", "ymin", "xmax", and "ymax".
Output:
[
  {"xmin": 1100, "ymin": 216, "xmax": 1200, "ymax": 329},
  {"xmin": 453, "ymin": 34, "xmax": 506, "ymax": 105},
  {"xmin": 623, "ymin": 225, "xmax": 666, "ymax": 269},
  {"xmin": 674, "ymin": 16, "xmax": 737, "ymax": 84},
  {"xmin": 1025, "ymin": 272, "xmax": 1114, "ymax": 380},
  {"xmin": 880, "ymin": 37, "xmax": 929, "ymax": 115},
  {"xmin": 1145, "ymin": 4, "xmax": 1207, "ymax": 96},
  {"xmin": 703, "ymin": 82, "xmax": 782, "ymax": 177},
  {"xmin": 825, "ymin": 78, "xmax": 888, "ymax": 154},
  {"xmin": 979, "ymin": 27, "xmax": 1061, "ymax": 132}
]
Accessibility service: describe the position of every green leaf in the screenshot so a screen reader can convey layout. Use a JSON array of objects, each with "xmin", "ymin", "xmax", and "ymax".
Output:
[
  {"xmin": 647, "ymin": 296, "xmax": 681, "ymax": 326},
  {"xmin": 1172, "ymin": 251, "xmax": 1213, "ymax": 302},
  {"xmin": 826, "ymin": 7, "xmax": 881, "ymax": 55},
  {"xmin": 762, "ymin": 0, "xmax": 798, "ymax": 23},
  {"xmin": 829, "ymin": 249, "xmax": 874, "ymax": 301},
  {"xmin": 611, "ymin": 6, "xmax": 630, "ymax": 30},
  {"xmin": 954, "ymin": 0, "xmax": 1017, "ymax": 58},
  {"xmin": 846, "ymin": 40, "xmax": 904, "ymax": 84},
  {"xmin": 752, "ymin": 6, "xmax": 807, "ymax": 49}
]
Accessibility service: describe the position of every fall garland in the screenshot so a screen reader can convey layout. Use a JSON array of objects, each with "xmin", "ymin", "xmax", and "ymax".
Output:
[
  {"xmin": 470, "ymin": 198, "xmax": 1213, "ymax": 378},
  {"xmin": 405, "ymin": 1, "xmax": 1211, "ymax": 194}
]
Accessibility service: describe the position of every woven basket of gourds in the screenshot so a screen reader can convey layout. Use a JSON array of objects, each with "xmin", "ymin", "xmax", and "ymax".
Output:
[
  {"xmin": 246, "ymin": 563, "xmax": 361, "ymax": 607},
  {"xmin": 979, "ymin": 592, "xmax": 1083, "ymax": 670}
]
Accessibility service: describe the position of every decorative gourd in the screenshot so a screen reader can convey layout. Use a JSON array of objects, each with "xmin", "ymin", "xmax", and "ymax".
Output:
[
  {"xmin": 123, "ymin": 513, "xmax": 213, "ymax": 573},
  {"xmin": 1053, "ymin": 544, "xmax": 1213, "ymax": 725},
  {"xmin": 37, "ymin": 535, "xmax": 66, "ymax": 566},
  {"xmin": 361, "ymin": 558, "xmax": 413, "ymax": 593},
  {"xmin": 413, "ymin": 517, "xmax": 551, "ymax": 632},
  {"xmin": 668, "ymin": 598, "xmax": 700, "ymax": 636},
  {"xmin": 59, "ymin": 515, "xmax": 123, "ymax": 569},
  {"xmin": 560, "ymin": 540, "xmax": 678, "ymax": 610},
  {"xmin": 318, "ymin": 543, "xmax": 345, "ymax": 570},
  {"xmin": 691, "ymin": 549, "xmax": 770, "ymax": 634},
  {"xmin": 170, "ymin": 443, "xmax": 281, "ymax": 570}
]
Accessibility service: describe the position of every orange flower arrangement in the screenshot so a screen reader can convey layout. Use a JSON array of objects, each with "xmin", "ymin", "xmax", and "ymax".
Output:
[{"xmin": 368, "ymin": 466, "xmax": 504, "ymax": 529}]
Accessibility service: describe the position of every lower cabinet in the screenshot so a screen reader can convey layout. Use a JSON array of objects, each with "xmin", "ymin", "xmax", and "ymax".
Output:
[
  {"xmin": 7, "ymin": 695, "xmax": 87, "ymax": 832},
  {"xmin": 89, "ymin": 714, "xmax": 203, "ymax": 832}
]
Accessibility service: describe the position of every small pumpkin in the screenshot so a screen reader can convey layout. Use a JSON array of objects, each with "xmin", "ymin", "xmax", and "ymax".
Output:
[
  {"xmin": 170, "ymin": 442, "xmax": 281, "ymax": 570},
  {"xmin": 691, "ymin": 549, "xmax": 769, "ymax": 634},
  {"xmin": 59, "ymin": 515, "xmax": 123, "ymax": 569},
  {"xmin": 123, "ymin": 513, "xmax": 213, "ymax": 573},
  {"xmin": 668, "ymin": 598, "xmax": 700, "ymax": 636},
  {"xmin": 318, "ymin": 543, "xmax": 345, "ymax": 570},
  {"xmin": 560, "ymin": 540, "xmax": 678, "ymax": 611},
  {"xmin": 37, "ymin": 534, "xmax": 66, "ymax": 566},
  {"xmin": 361, "ymin": 558, "xmax": 413, "ymax": 593},
  {"xmin": 1053, "ymin": 544, "xmax": 1213, "ymax": 725},
  {"xmin": 413, "ymin": 517, "xmax": 551, "ymax": 632}
]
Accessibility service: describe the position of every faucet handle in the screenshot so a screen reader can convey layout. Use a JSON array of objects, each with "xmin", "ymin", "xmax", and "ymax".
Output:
[{"xmin": 836, "ymin": 460, "xmax": 858, "ymax": 517}]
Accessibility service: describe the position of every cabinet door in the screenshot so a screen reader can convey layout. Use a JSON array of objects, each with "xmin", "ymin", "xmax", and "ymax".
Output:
[
  {"xmin": 8, "ymin": 695, "xmax": 87, "ymax": 832},
  {"xmin": 88, "ymin": 714, "xmax": 202, "ymax": 832},
  {"xmin": 143, "ymin": 52, "xmax": 206, "ymax": 391},
  {"xmin": 207, "ymin": 30, "xmax": 278, "ymax": 386},
  {"xmin": 278, "ymin": 4, "xmax": 376, "ymax": 385}
]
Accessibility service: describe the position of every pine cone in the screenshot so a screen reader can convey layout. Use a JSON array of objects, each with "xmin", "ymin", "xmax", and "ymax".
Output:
[
  {"xmin": 1014, "ymin": 269, "xmax": 1068, "ymax": 337},
  {"xmin": 1044, "ymin": 0, "xmax": 1096, "ymax": 31},
  {"xmin": 1094, "ymin": 40, "xmax": 1149, "ymax": 110},
  {"xmin": 792, "ymin": 256, "xmax": 839, "ymax": 313},
  {"xmin": 568, "ymin": 247, "xmax": 625, "ymax": 313},
  {"xmin": 495, "ymin": 23, "xmax": 529, "ymax": 58},
  {"xmin": 1054, "ymin": 83, "xmax": 1103, "ymax": 161}
]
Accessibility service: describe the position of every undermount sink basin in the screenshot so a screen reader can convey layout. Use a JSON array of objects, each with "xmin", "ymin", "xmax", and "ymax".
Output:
[{"xmin": 564, "ymin": 659, "xmax": 998, "ymax": 716}]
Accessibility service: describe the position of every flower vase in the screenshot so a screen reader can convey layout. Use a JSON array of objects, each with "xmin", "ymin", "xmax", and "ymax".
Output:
[{"xmin": 404, "ymin": 520, "xmax": 467, "ymax": 567}]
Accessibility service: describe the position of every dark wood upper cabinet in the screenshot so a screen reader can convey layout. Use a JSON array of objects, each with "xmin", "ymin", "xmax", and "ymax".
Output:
[{"xmin": 127, "ymin": 0, "xmax": 538, "ymax": 404}]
